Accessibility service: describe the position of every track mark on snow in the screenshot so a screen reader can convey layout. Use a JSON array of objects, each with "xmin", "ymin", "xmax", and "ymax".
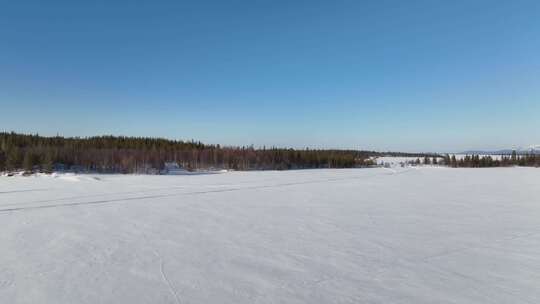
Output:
[
  {"xmin": 138, "ymin": 223, "xmax": 181, "ymax": 304},
  {"xmin": 0, "ymin": 188, "xmax": 49, "ymax": 194},
  {"xmin": 0, "ymin": 170, "xmax": 414, "ymax": 213},
  {"xmin": 0, "ymin": 269, "xmax": 14, "ymax": 290},
  {"xmin": 153, "ymin": 250, "xmax": 181, "ymax": 304}
]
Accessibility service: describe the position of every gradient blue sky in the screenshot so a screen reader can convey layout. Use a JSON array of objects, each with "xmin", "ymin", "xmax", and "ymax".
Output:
[{"xmin": 1, "ymin": 0, "xmax": 539, "ymax": 152}]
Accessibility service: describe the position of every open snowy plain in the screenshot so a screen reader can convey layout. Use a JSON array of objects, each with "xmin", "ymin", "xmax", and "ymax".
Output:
[{"xmin": 1, "ymin": 167, "xmax": 539, "ymax": 303}]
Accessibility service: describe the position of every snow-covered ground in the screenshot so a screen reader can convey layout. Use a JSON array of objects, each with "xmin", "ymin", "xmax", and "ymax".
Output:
[
  {"xmin": 374, "ymin": 156, "xmax": 425, "ymax": 166},
  {"xmin": 373, "ymin": 155, "xmax": 507, "ymax": 167},
  {"xmin": 373, "ymin": 156, "xmax": 445, "ymax": 166},
  {"xmin": 1, "ymin": 168, "xmax": 539, "ymax": 303},
  {"xmin": 453, "ymin": 154, "xmax": 505, "ymax": 161}
]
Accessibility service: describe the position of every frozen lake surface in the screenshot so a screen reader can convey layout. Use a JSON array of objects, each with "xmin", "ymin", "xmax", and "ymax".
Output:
[{"xmin": 1, "ymin": 167, "xmax": 539, "ymax": 303}]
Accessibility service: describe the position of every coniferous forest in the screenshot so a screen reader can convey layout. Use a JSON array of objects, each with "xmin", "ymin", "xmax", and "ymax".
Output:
[
  {"xmin": 0, "ymin": 132, "xmax": 433, "ymax": 173},
  {"xmin": 1, "ymin": 132, "xmax": 537, "ymax": 174},
  {"xmin": 439, "ymin": 152, "xmax": 540, "ymax": 168}
]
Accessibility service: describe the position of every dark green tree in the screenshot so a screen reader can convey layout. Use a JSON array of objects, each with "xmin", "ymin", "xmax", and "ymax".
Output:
[
  {"xmin": 0, "ymin": 150, "xmax": 5, "ymax": 171},
  {"xmin": 23, "ymin": 151, "xmax": 34, "ymax": 173},
  {"xmin": 42, "ymin": 150, "xmax": 54, "ymax": 173},
  {"xmin": 6, "ymin": 146, "xmax": 21, "ymax": 171}
]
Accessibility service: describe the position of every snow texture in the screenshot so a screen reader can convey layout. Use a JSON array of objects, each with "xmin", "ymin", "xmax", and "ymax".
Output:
[
  {"xmin": 374, "ymin": 156, "xmax": 426, "ymax": 166},
  {"xmin": 1, "ymin": 167, "xmax": 540, "ymax": 303}
]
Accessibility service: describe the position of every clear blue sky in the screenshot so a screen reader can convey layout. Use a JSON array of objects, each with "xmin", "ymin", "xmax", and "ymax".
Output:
[{"xmin": 1, "ymin": 0, "xmax": 539, "ymax": 152}]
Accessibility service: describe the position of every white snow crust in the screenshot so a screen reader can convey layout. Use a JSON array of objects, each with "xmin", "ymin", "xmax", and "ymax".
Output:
[{"xmin": 1, "ymin": 167, "xmax": 539, "ymax": 303}]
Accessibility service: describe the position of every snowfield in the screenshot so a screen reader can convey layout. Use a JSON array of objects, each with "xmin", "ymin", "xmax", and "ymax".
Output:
[
  {"xmin": 374, "ymin": 156, "xmax": 431, "ymax": 166},
  {"xmin": 1, "ymin": 167, "xmax": 540, "ymax": 303}
]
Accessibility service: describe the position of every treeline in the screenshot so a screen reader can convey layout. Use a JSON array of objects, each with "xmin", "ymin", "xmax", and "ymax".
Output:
[
  {"xmin": 0, "ymin": 132, "xmax": 430, "ymax": 174},
  {"xmin": 402, "ymin": 153, "xmax": 540, "ymax": 167},
  {"xmin": 441, "ymin": 152, "xmax": 540, "ymax": 168},
  {"xmin": 2, "ymin": 132, "xmax": 537, "ymax": 173}
]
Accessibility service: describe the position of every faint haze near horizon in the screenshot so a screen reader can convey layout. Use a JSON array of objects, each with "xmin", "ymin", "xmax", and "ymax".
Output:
[{"xmin": 1, "ymin": 0, "xmax": 539, "ymax": 152}]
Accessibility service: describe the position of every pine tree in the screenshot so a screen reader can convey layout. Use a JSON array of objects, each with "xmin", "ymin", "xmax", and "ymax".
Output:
[
  {"xmin": 6, "ymin": 146, "xmax": 21, "ymax": 171},
  {"xmin": 0, "ymin": 151, "xmax": 5, "ymax": 172},
  {"xmin": 451, "ymin": 155, "xmax": 457, "ymax": 168},
  {"xmin": 23, "ymin": 151, "xmax": 34, "ymax": 173},
  {"xmin": 0, "ymin": 137, "xmax": 8, "ymax": 153},
  {"xmin": 443, "ymin": 154, "xmax": 450, "ymax": 166},
  {"xmin": 511, "ymin": 150, "xmax": 517, "ymax": 163},
  {"xmin": 42, "ymin": 150, "xmax": 54, "ymax": 173}
]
